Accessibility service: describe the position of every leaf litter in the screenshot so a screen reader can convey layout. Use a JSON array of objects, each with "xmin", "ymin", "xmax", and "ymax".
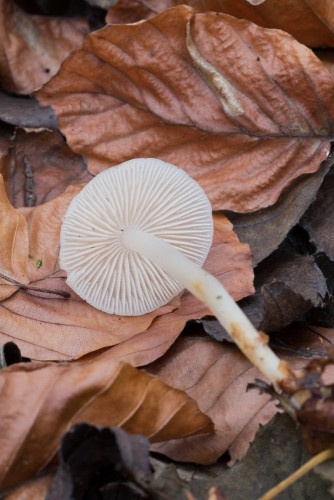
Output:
[{"xmin": 1, "ymin": 0, "xmax": 334, "ymax": 498}]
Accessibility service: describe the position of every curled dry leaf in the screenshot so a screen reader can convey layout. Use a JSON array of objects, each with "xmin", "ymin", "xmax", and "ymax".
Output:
[
  {"xmin": 37, "ymin": 6, "xmax": 334, "ymax": 212},
  {"xmin": 147, "ymin": 327, "xmax": 334, "ymax": 465},
  {"xmin": 185, "ymin": 413, "xmax": 331, "ymax": 500},
  {"xmin": 0, "ymin": 359, "xmax": 212, "ymax": 495},
  {"xmin": 240, "ymin": 250, "xmax": 328, "ymax": 332},
  {"xmin": 46, "ymin": 424, "xmax": 151, "ymax": 500},
  {"xmin": 0, "ymin": 0, "xmax": 89, "ymax": 94},
  {"xmin": 0, "ymin": 185, "xmax": 253, "ymax": 361},
  {"xmin": 1, "ymin": 128, "xmax": 92, "ymax": 208},
  {"xmin": 0, "ymin": 176, "xmax": 29, "ymax": 302},
  {"xmin": 0, "ymin": 91, "xmax": 57, "ymax": 130},
  {"xmin": 106, "ymin": 0, "xmax": 334, "ymax": 48}
]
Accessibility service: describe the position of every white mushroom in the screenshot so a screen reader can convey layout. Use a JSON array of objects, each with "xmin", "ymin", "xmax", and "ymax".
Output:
[{"xmin": 60, "ymin": 158, "xmax": 290, "ymax": 385}]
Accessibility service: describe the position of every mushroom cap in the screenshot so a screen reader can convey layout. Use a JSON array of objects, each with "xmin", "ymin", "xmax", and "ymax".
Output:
[{"xmin": 60, "ymin": 158, "xmax": 213, "ymax": 316}]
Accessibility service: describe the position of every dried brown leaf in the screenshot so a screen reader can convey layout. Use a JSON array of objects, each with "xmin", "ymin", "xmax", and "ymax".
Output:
[
  {"xmin": 107, "ymin": 0, "xmax": 334, "ymax": 48},
  {"xmin": 183, "ymin": 413, "xmax": 331, "ymax": 500},
  {"xmin": 37, "ymin": 6, "xmax": 334, "ymax": 212},
  {"xmin": 0, "ymin": 175, "xmax": 29, "ymax": 301},
  {"xmin": 148, "ymin": 337, "xmax": 277, "ymax": 464},
  {"xmin": 1, "ymin": 129, "xmax": 92, "ymax": 208},
  {"xmin": 0, "ymin": 0, "xmax": 89, "ymax": 94},
  {"xmin": 0, "ymin": 359, "xmax": 212, "ymax": 495},
  {"xmin": 147, "ymin": 327, "xmax": 334, "ymax": 464},
  {"xmin": 0, "ymin": 186, "xmax": 253, "ymax": 361}
]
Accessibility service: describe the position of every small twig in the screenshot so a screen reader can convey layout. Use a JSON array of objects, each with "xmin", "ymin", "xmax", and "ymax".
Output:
[
  {"xmin": 258, "ymin": 448, "xmax": 334, "ymax": 500},
  {"xmin": 0, "ymin": 273, "xmax": 70, "ymax": 299}
]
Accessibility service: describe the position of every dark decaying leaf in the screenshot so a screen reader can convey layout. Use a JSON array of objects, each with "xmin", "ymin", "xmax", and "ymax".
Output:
[
  {"xmin": 0, "ymin": 92, "xmax": 58, "ymax": 129},
  {"xmin": 46, "ymin": 424, "xmax": 151, "ymax": 500},
  {"xmin": 0, "ymin": 342, "xmax": 22, "ymax": 368},
  {"xmin": 185, "ymin": 413, "xmax": 331, "ymax": 500},
  {"xmin": 106, "ymin": 0, "xmax": 334, "ymax": 49},
  {"xmin": 224, "ymin": 155, "xmax": 333, "ymax": 266},
  {"xmin": 316, "ymin": 50, "xmax": 334, "ymax": 81},
  {"xmin": 240, "ymin": 250, "xmax": 328, "ymax": 332},
  {"xmin": 270, "ymin": 323, "xmax": 334, "ymax": 360},
  {"xmin": 1, "ymin": 128, "xmax": 92, "ymax": 208},
  {"xmin": 0, "ymin": 359, "xmax": 212, "ymax": 495},
  {"xmin": 37, "ymin": 6, "xmax": 334, "ymax": 213},
  {"xmin": 0, "ymin": 0, "xmax": 89, "ymax": 94},
  {"xmin": 301, "ymin": 164, "xmax": 334, "ymax": 261},
  {"xmin": 0, "ymin": 122, "xmax": 14, "ymax": 160},
  {"xmin": 46, "ymin": 423, "xmax": 198, "ymax": 500}
]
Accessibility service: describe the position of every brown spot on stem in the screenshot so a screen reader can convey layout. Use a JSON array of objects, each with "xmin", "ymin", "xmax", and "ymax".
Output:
[
  {"xmin": 258, "ymin": 330, "xmax": 269, "ymax": 344},
  {"xmin": 230, "ymin": 323, "xmax": 267, "ymax": 350},
  {"xmin": 192, "ymin": 281, "xmax": 206, "ymax": 302},
  {"xmin": 230, "ymin": 322, "xmax": 256, "ymax": 353}
]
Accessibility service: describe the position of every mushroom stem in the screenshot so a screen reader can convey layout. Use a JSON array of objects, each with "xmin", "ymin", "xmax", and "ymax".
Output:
[{"xmin": 121, "ymin": 228, "xmax": 290, "ymax": 385}]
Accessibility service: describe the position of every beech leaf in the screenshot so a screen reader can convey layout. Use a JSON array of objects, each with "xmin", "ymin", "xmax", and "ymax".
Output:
[
  {"xmin": 0, "ymin": 175, "xmax": 29, "ymax": 301},
  {"xmin": 0, "ymin": 0, "xmax": 89, "ymax": 94},
  {"xmin": 37, "ymin": 6, "xmax": 334, "ymax": 212},
  {"xmin": 0, "ymin": 359, "xmax": 212, "ymax": 495},
  {"xmin": 147, "ymin": 329, "xmax": 334, "ymax": 464}
]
